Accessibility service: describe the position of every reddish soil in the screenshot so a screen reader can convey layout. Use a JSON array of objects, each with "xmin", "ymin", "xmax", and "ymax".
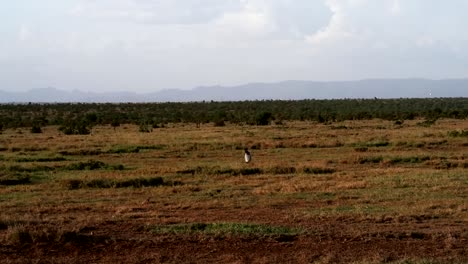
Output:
[{"xmin": 1, "ymin": 206, "xmax": 467, "ymax": 263}]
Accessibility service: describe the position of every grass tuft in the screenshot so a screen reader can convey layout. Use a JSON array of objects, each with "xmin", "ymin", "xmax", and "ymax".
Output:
[
  {"xmin": 150, "ymin": 222, "xmax": 302, "ymax": 238},
  {"xmin": 15, "ymin": 156, "xmax": 67, "ymax": 163},
  {"xmin": 64, "ymin": 160, "xmax": 125, "ymax": 171},
  {"xmin": 388, "ymin": 156, "xmax": 430, "ymax": 165},
  {"xmin": 448, "ymin": 130, "xmax": 468, "ymax": 137},
  {"xmin": 357, "ymin": 156, "xmax": 384, "ymax": 164},
  {"xmin": 302, "ymin": 167, "xmax": 336, "ymax": 174},
  {"xmin": 64, "ymin": 177, "xmax": 182, "ymax": 190},
  {"xmin": 0, "ymin": 175, "xmax": 31, "ymax": 186}
]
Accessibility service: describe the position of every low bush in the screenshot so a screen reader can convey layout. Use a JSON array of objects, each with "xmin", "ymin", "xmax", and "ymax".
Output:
[
  {"xmin": 30, "ymin": 125, "xmax": 42, "ymax": 134},
  {"xmin": 58, "ymin": 120, "xmax": 92, "ymax": 135},
  {"xmin": 417, "ymin": 119, "xmax": 437, "ymax": 127}
]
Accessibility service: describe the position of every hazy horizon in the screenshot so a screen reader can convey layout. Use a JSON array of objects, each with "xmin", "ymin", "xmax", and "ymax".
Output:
[{"xmin": 2, "ymin": 1, "xmax": 468, "ymax": 93}]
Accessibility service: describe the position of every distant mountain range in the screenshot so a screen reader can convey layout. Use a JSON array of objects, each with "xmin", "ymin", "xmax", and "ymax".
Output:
[{"xmin": 1, "ymin": 79, "xmax": 467, "ymax": 103}]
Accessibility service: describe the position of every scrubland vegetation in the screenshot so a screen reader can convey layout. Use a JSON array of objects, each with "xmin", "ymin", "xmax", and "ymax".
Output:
[{"xmin": 0, "ymin": 99, "xmax": 467, "ymax": 263}]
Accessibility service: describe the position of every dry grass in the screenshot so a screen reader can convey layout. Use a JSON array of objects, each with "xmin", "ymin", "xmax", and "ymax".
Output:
[{"xmin": 0, "ymin": 119, "xmax": 467, "ymax": 262}]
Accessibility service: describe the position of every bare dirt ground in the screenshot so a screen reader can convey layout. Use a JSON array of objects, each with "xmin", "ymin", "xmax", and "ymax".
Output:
[{"xmin": 2, "ymin": 205, "xmax": 467, "ymax": 263}]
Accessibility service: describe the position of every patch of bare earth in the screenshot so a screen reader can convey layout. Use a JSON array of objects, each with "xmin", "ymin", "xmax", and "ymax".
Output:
[{"xmin": 2, "ymin": 206, "xmax": 466, "ymax": 263}]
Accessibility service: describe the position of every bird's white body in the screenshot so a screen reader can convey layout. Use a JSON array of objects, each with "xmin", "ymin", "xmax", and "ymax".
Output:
[{"xmin": 244, "ymin": 149, "xmax": 251, "ymax": 163}]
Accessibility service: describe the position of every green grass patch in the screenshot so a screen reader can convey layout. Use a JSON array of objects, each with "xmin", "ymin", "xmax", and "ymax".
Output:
[
  {"xmin": 352, "ymin": 141, "xmax": 391, "ymax": 148},
  {"xmin": 267, "ymin": 166, "xmax": 297, "ymax": 174},
  {"xmin": 64, "ymin": 177, "xmax": 182, "ymax": 190},
  {"xmin": 64, "ymin": 160, "xmax": 125, "ymax": 171},
  {"xmin": 357, "ymin": 156, "xmax": 384, "ymax": 164},
  {"xmin": 107, "ymin": 144, "xmax": 166, "ymax": 154},
  {"xmin": 388, "ymin": 156, "xmax": 430, "ymax": 165},
  {"xmin": 302, "ymin": 167, "xmax": 336, "ymax": 174},
  {"xmin": 15, "ymin": 156, "xmax": 67, "ymax": 162},
  {"xmin": 0, "ymin": 175, "xmax": 31, "ymax": 186},
  {"xmin": 448, "ymin": 130, "xmax": 468, "ymax": 137},
  {"xmin": 150, "ymin": 222, "xmax": 302, "ymax": 237},
  {"xmin": 1, "ymin": 164, "xmax": 54, "ymax": 173},
  {"xmin": 177, "ymin": 166, "xmax": 334, "ymax": 176},
  {"xmin": 177, "ymin": 166, "xmax": 263, "ymax": 176},
  {"xmin": 0, "ymin": 170, "xmax": 50, "ymax": 186},
  {"xmin": 58, "ymin": 149, "xmax": 103, "ymax": 156}
]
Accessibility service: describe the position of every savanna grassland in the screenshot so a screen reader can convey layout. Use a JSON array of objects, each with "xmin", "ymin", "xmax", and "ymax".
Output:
[{"xmin": 0, "ymin": 118, "xmax": 467, "ymax": 263}]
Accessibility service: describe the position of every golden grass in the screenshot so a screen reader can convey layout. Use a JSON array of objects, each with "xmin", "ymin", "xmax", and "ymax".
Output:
[{"xmin": 0, "ymin": 119, "xmax": 467, "ymax": 249}]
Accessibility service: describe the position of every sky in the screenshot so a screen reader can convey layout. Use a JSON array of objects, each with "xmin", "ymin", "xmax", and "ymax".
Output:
[{"xmin": 1, "ymin": 0, "xmax": 468, "ymax": 93}]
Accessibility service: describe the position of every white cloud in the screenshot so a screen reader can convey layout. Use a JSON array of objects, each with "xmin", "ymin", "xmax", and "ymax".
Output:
[
  {"xmin": 305, "ymin": 0, "xmax": 353, "ymax": 44},
  {"xmin": 18, "ymin": 25, "xmax": 32, "ymax": 41},
  {"xmin": 389, "ymin": 0, "xmax": 401, "ymax": 15},
  {"xmin": 2, "ymin": 0, "xmax": 468, "ymax": 92},
  {"xmin": 70, "ymin": 0, "xmax": 244, "ymax": 25},
  {"xmin": 214, "ymin": 0, "xmax": 275, "ymax": 37}
]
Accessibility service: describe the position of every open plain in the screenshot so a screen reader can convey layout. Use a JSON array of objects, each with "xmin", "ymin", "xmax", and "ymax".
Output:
[{"xmin": 0, "ymin": 119, "xmax": 467, "ymax": 263}]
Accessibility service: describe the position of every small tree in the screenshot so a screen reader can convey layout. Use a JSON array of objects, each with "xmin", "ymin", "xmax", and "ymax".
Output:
[
  {"xmin": 111, "ymin": 119, "xmax": 120, "ymax": 131},
  {"xmin": 139, "ymin": 122, "xmax": 152, "ymax": 133},
  {"xmin": 59, "ymin": 119, "xmax": 92, "ymax": 135},
  {"xmin": 256, "ymin": 112, "xmax": 273, "ymax": 126},
  {"xmin": 31, "ymin": 125, "xmax": 42, "ymax": 134}
]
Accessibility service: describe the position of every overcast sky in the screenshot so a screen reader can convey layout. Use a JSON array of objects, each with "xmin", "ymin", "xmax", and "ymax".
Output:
[{"xmin": 1, "ymin": 0, "xmax": 468, "ymax": 93}]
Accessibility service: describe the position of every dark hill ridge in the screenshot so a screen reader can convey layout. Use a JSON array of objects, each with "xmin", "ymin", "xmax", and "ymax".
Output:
[{"xmin": 1, "ymin": 79, "xmax": 467, "ymax": 103}]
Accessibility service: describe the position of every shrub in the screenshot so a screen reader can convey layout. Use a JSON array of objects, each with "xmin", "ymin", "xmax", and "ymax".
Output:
[
  {"xmin": 59, "ymin": 120, "xmax": 92, "ymax": 135},
  {"xmin": 138, "ymin": 123, "xmax": 152, "ymax": 133},
  {"xmin": 111, "ymin": 120, "xmax": 120, "ymax": 130},
  {"xmin": 65, "ymin": 179, "xmax": 83, "ymax": 190},
  {"xmin": 30, "ymin": 125, "xmax": 42, "ymax": 134},
  {"xmin": 214, "ymin": 120, "xmax": 226, "ymax": 127},
  {"xmin": 256, "ymin": 112, "xmax": 273, "ymax": 126},
  {"xmin": 417, "ymin": 119, "xmax": 437, "ymax": 127}
]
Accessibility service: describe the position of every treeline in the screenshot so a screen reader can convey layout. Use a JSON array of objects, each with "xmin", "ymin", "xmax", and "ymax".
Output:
[{"xmin": 0, "ymin": 98, "xmax": 467, "ymax": 131}]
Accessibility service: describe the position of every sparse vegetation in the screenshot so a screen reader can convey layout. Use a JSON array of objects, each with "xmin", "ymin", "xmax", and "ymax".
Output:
[
  {"xmin": 64, "ymin": 160, "xmax": 125, "ymax": 171},
  {"xmin": 64, "ymin": 177, "xmax": 181, "ymax": 190},
  {"xmin": 0, "ymin": 114, "xmax": 466, "ymax": 263},
  {"xmin": 150, "ymin": 222, "xmax": 302, "ymax": 238}
]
